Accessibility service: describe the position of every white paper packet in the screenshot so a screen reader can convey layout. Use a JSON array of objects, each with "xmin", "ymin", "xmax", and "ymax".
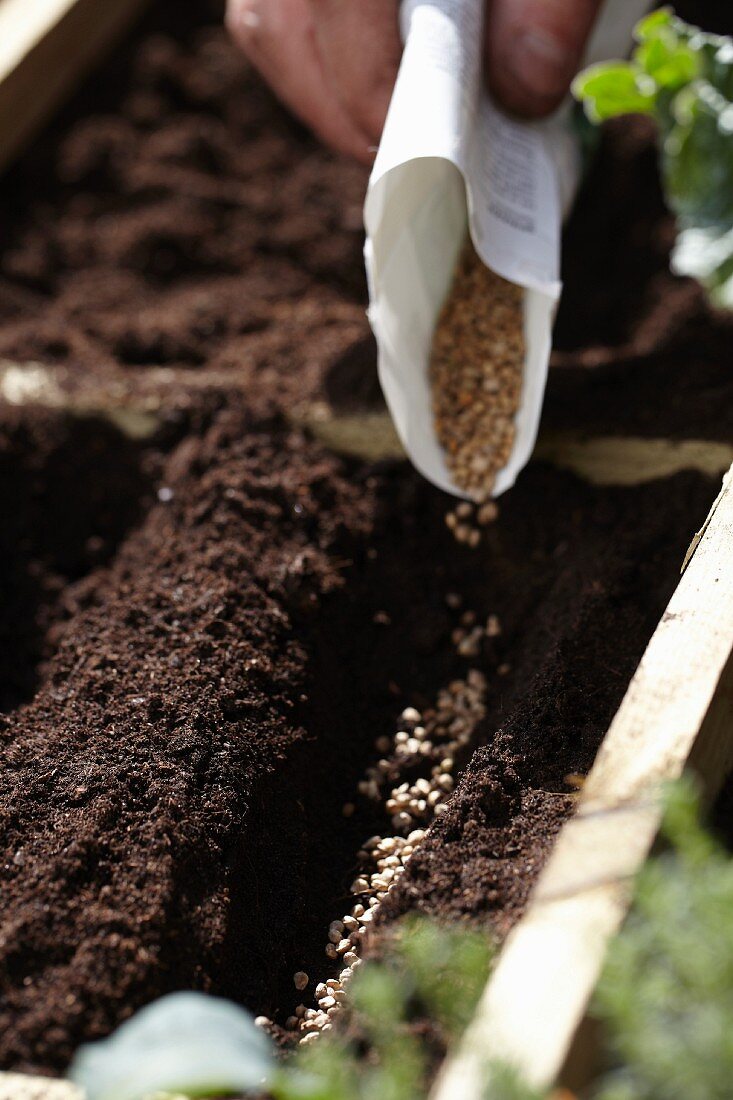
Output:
[{"xmin": 364, "ymin": 0, "xmax": 650, "ymax": 498}]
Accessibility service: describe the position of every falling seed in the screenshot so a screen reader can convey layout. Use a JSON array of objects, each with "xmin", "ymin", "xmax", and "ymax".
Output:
[
  {"xmin": 294, "ymin": 971, "xmax": 309, "ymax": 991},
  {"xmin": 478, "ymin": 501, "xmax": 499, "ymax": 525}
]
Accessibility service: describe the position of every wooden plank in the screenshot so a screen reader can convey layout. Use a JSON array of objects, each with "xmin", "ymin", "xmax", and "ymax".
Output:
[
  {"xmin": 0, "ymin": 1073, "xmax": 81, "ymax": 1099},
  {"xmin": 0, "ymin": 0, "xmax": 149, "ymax": 174},
  {"xmin": 533, "ymin": 432, "xmax": 733, "ymax": 486},
  {"xmin": 432, "ymin": 466, "xmax": 733, "ymax": 1098}
]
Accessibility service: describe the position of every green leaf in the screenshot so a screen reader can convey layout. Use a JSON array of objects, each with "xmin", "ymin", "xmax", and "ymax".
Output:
[
  {"xmin": 69, "ymin": 993, "xmax": 274, "ymax": 1100},
  {"xmin": 634, "ymin": 8, "xmax": 674, "ymax": 41},
  {"xmin": 572, "ymin": 63, "xmax": 656, "ymax": 122},
  {"xmin": 572, "ymin": 7, "xmax": 733, "ymax": 312},
  {"xmin": 636, "ymin": 34, "xmax": 699, "ymax": 90}
]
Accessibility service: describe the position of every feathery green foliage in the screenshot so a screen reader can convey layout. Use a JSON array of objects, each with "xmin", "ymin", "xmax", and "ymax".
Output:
[
  {"xmin": 273, "ymin": 918, "xmax": 494, "ymax": 1100},
  {"xmin": 592, "ymin": 779, "xmax": 733, "ymax": 1100}
]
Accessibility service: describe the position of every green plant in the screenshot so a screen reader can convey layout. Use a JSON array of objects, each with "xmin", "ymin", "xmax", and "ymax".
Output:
[
  {"xmin": 280, "ymin": 919, "xmax": 503, "ymax": 1100},
  {"xmin": 70, "ymin": 917, "xmax": 493, "ymax": 1100},
  {"xmin": 573, "ymin": 8, "xmax": 733, "ymax": 307},
  {"xmin": 592, "ymin": 778, "xmax": 733, "ymax": 1100},
  {"xmin": 71, "ymin": 781, "xmax": 733, "ymax": 1100}
]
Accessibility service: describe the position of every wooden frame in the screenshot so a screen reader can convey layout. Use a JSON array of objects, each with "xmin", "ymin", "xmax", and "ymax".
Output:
[
  {"xmin": 0, "ymin": 0, "xmax": 149, "ymax": 174},
  {"xmin": 433, "ymin": 467, "xmax": 733, "ymax": 1098},
  {"xmin": 2, "ymin": 5, "xmax": 733, "ymax": 1096}
]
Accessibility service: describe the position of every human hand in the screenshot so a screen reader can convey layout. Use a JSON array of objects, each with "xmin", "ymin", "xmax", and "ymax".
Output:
[{"xmin": 226, "ymin": 0, "xmax": 604, "ymax": 164}]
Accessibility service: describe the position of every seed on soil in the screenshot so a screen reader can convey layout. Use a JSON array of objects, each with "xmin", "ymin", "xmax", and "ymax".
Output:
[
  {"xmin": 486, "ymin": 614, "xmax": 502, "ymax": 637},
  {"xmin": 457, "ymin": 626, "xmax": 484, "ymax": 657},
  {"xmin": 297, "ymin": 671, "xmax": 488, "ymax": 1045},
  {"xmin": 564, "ymin": 773, "xmax": 586, "ymax": 790},
  {"xmin": 293, "ymin": 971, "xmax": 309, "ymax": 991},
  {"xmin": 431, "ymin": 238, "xmax": 524, "ymax": 500}
]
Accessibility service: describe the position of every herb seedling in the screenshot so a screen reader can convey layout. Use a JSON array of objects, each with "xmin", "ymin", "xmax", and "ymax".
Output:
[{"xmin": 573, "ymin": 8, "xmax": 733, "ymax": 308}]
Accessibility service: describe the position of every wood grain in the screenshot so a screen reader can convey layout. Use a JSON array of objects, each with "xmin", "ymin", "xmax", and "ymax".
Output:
[
  {"xmin": 432, "ymin": 466, "xmax": 733, "ymax": 1098},
  {"xmin": 0, "ymin": 0, "xmax": 149, "ymax": 173}
]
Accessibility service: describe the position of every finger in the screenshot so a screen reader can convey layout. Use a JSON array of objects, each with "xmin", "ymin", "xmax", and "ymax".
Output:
[
  {"xmin": 485, "ymin": 0, "xmax": 605, "ymax": 117},
  {"xmin": 226, "ymin": 0, "xmax": 375, "ymax": 162},
  {"xmin": 310, "ymin": 0, "xmax": 402, "ymax": 146}
]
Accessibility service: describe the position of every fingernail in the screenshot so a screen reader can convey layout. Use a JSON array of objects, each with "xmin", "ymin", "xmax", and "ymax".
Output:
[
  {"xmin": 509, "ymin": 29, "xmax": 574, "ymax": 102},
  {"xmin": 227, "ymin": 0, "xmax": 260, "ymax": 33}
]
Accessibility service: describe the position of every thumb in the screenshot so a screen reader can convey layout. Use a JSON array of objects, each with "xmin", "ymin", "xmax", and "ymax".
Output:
[{"xmin": 486, "ymin": 0, "xmax": 604, "ymax": 117}]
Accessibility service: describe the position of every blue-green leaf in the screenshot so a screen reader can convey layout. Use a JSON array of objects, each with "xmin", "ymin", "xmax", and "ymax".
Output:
[{"xmin": 69, "ymin": 993, "xmax": 275, "ymax": 1100}]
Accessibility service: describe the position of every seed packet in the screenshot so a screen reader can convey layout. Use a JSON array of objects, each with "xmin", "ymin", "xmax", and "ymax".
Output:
[{"xmin": 364, "ymin": 0, "xmax": 650, "ymax": 499}]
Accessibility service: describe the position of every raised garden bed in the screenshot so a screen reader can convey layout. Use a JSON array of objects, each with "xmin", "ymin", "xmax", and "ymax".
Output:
[{"xmin": 1, "ymin": 0, "xmax": 733, "ymax": 1096}]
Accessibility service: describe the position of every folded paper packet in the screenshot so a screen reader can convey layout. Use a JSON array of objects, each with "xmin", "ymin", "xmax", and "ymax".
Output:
[{"xmin": 364, "ymin": 0, "xmax": 650, "ymax": 499}]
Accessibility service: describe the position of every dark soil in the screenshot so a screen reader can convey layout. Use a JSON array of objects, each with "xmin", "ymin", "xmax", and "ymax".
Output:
[{"xmin": 0, "ymin": 0, "xmax": 730, "ymax": 1078}]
